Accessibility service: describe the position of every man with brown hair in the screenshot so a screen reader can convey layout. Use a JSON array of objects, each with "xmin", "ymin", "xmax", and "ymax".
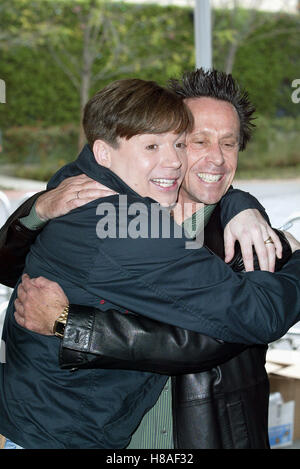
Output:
[
  {"xmin": 1, "ymin": 74, "xmax": 300, "ymax": 449},
  {"xmin": 0, "ymin": 78, "xmax": 194, "ymax": 449}
]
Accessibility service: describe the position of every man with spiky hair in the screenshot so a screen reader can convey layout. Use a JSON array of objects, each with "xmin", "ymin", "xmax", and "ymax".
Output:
[
  {"xmin": 1, "ymin": 70, "xmax": 300, "ymax": 449},
  {"xmin": 169, "ymin": 68, "xmax": 255, "ymax": 152}
]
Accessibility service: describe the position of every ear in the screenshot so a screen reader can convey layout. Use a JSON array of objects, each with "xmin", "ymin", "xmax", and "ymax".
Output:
[{"xmin": 93, "ymin": 140, "xmax": 112, "ymax": 168}]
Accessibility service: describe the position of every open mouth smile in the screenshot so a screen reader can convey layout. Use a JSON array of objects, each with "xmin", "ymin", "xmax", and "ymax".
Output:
[
  {"xmin": 197, "ymin": 173, "xmax": 223, "ymax": 183},
  {"xmin": 151, "ymin": 178, "xmax": 178, "ymax": 189}
]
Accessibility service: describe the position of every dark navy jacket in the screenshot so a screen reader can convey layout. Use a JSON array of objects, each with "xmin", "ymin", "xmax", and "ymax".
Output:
[{"xmin": 1, "ymin": 145, "xmax": 300, "ymax": 449}]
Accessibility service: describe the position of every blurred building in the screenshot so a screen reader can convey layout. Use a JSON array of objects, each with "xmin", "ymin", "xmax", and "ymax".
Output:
[
  {"xmin": 120, "ymin": 0, "xmax": 299, "ymax": 14},
  {"xmin": 212, "ymin": 0, "xmax": 299, "ymax": 13}
]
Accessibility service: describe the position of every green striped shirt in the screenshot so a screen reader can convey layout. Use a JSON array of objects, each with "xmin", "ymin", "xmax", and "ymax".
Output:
[
  {"xmin": 127, "ymin": 203, "xmax": 216, "ymax": 449},
  {"xmin": 127, "ymin": 380, "xmax": 173, "ymax": 449}
]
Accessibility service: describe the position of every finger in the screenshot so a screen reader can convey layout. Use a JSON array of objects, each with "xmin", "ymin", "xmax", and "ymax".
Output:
[
  {"xmin": 68, "ymin": 194, "xmax": 116, "ymax": 211},
  {"xmin": 72, "ymin": 174, "xmax": 90, "ymax": 180},
  {"xmin": 17, "ymin": 284, "xmax": 26, "ymax": 301},
  {"xmin": 253, "ymin": 240, "xmax": 270, "ymax": 272},
  {"xmin": 14, "ymin": 311, "xmax": 25, "ymax": 326},
  {"xmin": 18, "ymin": 278, "xmax": 27, "ymax": 293},
  {"xmin": 32, "ymin": 276, "xmax": 53, "ymax": 288},
  {"xmin": 268, "ymin": 229, "xmax": 282, "ymax": 259},
  {"xmin": 224, "ymin": 230, "xmax": 236, "ymax": 263},
  {"xmin": 30, "ymin": 277, "xmax": 44, "ymax": 287},
  {"xmin": 77, "ymin": 188, "xmax": 117, "ymax": 199},
  {"xmin": 64, "ymin": 174, "xmax": 90, "ymax": 184},
  {"xmin": 14, "ymin": 298, "xmax": 24, "ymax": 316},
  {"xmin": 58, "ymin": 174, "xmax": 96, "ymax": 192},
  {"xmin": 21, "ymin": 275, "xmax": 36, "ymax": 292},
  {"xmin": 255, "ymin": 228, "xmax": 280, "ymax": 272},
  {"xmin": 65, "ymin": 176, "xmax": 109, "ymax": 191},
  {"xmin": 79, "ymin": 180, "xmax": 113, "ymax": 190},
  {"xmin": 239, "ymin": 239, "xmax": 254, "ymax": 272},
  {"xmin": 72, "ymin": 193, "xmax": 116, "ymax": 206},
  {"xmin": 265, "ymin": 243, "xmax": 276, "ymax": 272}
]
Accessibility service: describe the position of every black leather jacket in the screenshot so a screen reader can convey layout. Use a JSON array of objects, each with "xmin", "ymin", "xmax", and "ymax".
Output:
[{"xmin": 0, "ymin": 195, "xmax": 292, "ymax": 448}]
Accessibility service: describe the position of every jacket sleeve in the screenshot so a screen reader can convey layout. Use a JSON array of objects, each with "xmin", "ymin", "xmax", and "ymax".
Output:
[
  {"xmin": 78, "ymin": 203, "xmax": 300, "ymax": 345},
  {"xmin": 219, "ymin": 186, "xmax": 270, "ymax": 228},
  {"xmin": 0, "ymin": 191, "xmax": 46, "ymax": 288},
  {"xmin": 0, "ymin": 186, "xmax": 267, "ymax": 287},
  {"xmin": 0, "ymin": 187, "xmax": 267, "ymax": 288},
  {"xmin": 60, "ymin": 305, "xmax": 246, "ymax": 373}
]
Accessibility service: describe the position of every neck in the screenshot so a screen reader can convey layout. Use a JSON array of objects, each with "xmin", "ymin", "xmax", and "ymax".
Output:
[{"xmin": 173, "ymin": 190, "xmax": 205, "ymax": 225}]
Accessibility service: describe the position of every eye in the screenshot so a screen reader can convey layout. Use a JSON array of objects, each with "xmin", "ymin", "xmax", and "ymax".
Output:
[
  {"xmin": 175, "ymin": 142, "xmax": 187, "ymax": 149},
  {"xmin": 189, "ymin": 138, "xmax": 205, "ymax": 145},
  {"xmin": 145, "ymin": 144, "xmax": 158, "ymax": 150},
  {"xmin": 222, "ymin": 142, "xmax": 236, "ymax": 148}
]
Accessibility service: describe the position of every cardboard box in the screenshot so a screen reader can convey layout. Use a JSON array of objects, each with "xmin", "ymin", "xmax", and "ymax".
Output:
[
  {"xmin": 267, "ymin": 349, "xmax": 300, "ymax": 443},
  {"xmin": 268, "ymin": 392, "xmax": 294, "ymax": 448}
]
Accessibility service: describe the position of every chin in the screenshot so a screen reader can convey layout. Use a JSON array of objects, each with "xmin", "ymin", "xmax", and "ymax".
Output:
[
  {"xmin": 194, "ymin": 193, "xmax": 220, "ymax": 205},
  {"xmin": 159, "ymin": 199, "xmax": 176, "ymax": 208},
  {"xmin": 200, "ymin": 186, "xmax": 228, "ymax": 205}
]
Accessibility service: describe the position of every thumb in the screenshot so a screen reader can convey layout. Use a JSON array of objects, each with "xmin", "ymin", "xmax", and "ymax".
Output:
[
  {"xmin": 224, "ymin": 229, "xmax": 235, "ymax": 263},
  {"xmin": 22, "ymin": 273, "xmax": 31, "ymax": 281}
]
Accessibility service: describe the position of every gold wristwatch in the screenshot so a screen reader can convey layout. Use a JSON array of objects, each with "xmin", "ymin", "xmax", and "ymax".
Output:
[{"xmin": 53, "ymin": 305, "xmax": 69, "ymax": 338}]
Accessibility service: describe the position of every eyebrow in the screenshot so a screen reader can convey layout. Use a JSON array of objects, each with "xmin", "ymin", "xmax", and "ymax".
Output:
[{"xmin": 190, "ymin": 131, "xmax": 239, "ymax": 139}]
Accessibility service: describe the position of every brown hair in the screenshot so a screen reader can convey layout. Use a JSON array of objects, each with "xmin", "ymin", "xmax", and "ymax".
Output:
[{"xmin": 83, "ymin": 78, "xmax": 193, "ymax": 148}]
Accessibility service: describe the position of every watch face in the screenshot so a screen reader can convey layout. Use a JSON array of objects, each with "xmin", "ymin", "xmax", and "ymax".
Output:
[{"xmin": 55, "ymin": 321, "xmax": 65, "ymax": 337}]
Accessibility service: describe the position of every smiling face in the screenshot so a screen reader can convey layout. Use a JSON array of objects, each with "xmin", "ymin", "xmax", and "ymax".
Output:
[
  {"xmin": 178, "ymin": 97, "xmax": 240, "ymax": 206},
  {"xmin": 94, "ymin": 131, "xmax": 187, "ymax": 207}
]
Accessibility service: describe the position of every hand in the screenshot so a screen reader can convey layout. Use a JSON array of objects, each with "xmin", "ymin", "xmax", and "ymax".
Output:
[
  {"xmin": 282, "ymin": 231, "xmax": 300, "ymax": 253},
  {"xmin": 36, "ymin": 174, "xmax": 117, "ymax": 221},
  {"xmin": 14, "ymin": 274, "xmax": 69, "ymax": 335},
  {"xmin": 224, "ymin": 209, "xmax": 282, "ymax": 272}
]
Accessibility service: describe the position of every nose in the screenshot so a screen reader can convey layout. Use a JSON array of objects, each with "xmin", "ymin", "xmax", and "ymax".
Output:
[
  {"xmin": 207, "ymin": 143, "xmax": 225, "ymax": 167},
  {"xmin": 162, "ymin": 146, "xmax": 183, "ymax": 169}
]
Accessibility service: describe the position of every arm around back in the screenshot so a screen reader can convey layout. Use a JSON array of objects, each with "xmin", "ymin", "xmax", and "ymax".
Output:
[
  {"xmin": 59, "ymin": 230, "xmax": 292, "ymax": 372},
  {"xmin": 60, "ymin": 305, "xmax": 247, "ymax": 374},
  {"xmin": 0, "ymin": 192, "xmax": 45, "ymax": 287}
]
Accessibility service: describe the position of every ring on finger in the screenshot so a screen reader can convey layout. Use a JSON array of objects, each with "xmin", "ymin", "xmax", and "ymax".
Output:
[{"xmin": 264, "ymin": 236, "xmax": 274, "ymax": 245}]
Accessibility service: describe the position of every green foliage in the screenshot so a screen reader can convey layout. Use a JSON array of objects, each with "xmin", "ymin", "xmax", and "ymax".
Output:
[
  {"xmin": 0, "ymin": 1, "xmax": 299, "ymax": 128},
  {"xmin": 0, "ymin": 123, "xmax": 78, "ymax": 180},
  {"xmin": 0, "ymin": 0, "xmax": 299, "ymax": 178},
  {"xmin": 237, "ymin": 114, "xmax": 300, "ymax": 177},
  {"xmin": 0, "ymin": 0, "xmax": 195, "ymax": 128},
  {"xmin": 212, "ymin": 8, "xmax": 300, "ymax": 117},
  {"xmin": 1, "ymin": 46, "xmax": 80, "ymax": 126},
  {"xmin": 232, "ymin": 15, "xmax": 300, "ymax": 117}
]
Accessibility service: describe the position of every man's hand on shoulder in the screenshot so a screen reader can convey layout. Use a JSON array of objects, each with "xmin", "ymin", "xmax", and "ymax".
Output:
[
  {"xmin": 36, "ymin": 174, "xmax": 117, "ymax": 221},
  {"xmin": 14, "ymin": 274, "xmax": 69, "ymax": 335},
  {"xmin": 224, "ymin": 208, "xmax": 282, "ymax": 272}
]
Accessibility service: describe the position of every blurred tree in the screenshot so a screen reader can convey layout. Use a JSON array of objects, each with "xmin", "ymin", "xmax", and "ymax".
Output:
[
  {"xmin": 42, "ymin": 0, "xmax": 143, "ymax": 148},
  {"xmin": 0, "ymin": 1, "xmax": 298, "ymax": 131},
  {"xmin": 0, "ymin": 0, "xmax": 191, "ymax": 149},
  {"xmin": 212, "ymin": 0, "xmax": 300, "ymax": 73}
]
